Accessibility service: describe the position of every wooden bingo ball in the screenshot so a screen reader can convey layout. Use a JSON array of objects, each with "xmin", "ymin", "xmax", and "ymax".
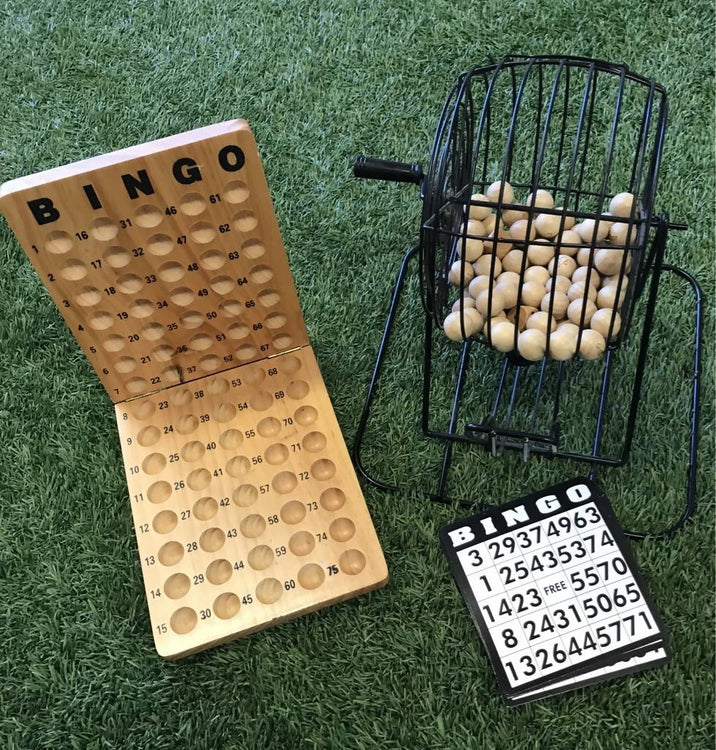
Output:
[
  {"xmin": 483, "ymin": 232, "xmax": 513, "ymax": 259},
  {"xmin": 495, "ymin": 281, "xmax": 519, "ymax": 309},
  {"xmin": 443, "ymin": 308, "xmax": 483, "ymax": 340},
  {"xmin": 474, "ymin": 254, "xmax": 502, "ymax": 278},
  {"xmin": 526, "ymin": 311, "xmax": 556, "ymax": 334},
  {"xmin": 545, "ymin": 275, "xmax": 571, "ymax": 295},
  {"xmin": 572, "ymin": 266, "xmax": 600, "ymax": 288},
  {"xmin": 567, "ymin": 281, "xmax": 597, "ymax": 303},
  {"xmin": 469, "ymin": 193, "xmax": 491, "ymax": 220},
  {"xmin": 575, "ymin": 217, "xmax": 611, "ymax": 243},
  {"xmin": 534, "ymin": 212, "xmax": 560, "ymax": 238},
  {"xmin": 594, "ymin": 247, "xmax": 632, "ymax": 275},
  {"xmin": 517, "ymin": 328, "xmax": 547, "ymax": 361},
  {"xmin": 502, "ymin": 207, "xmax": 528, "ymax": 226},
  {"xmin": 482, "ymin": 312, "xmax": 508, "ymax": 338},
  {"xmin": 448, "ymin": 259, "xmax": 475, "ymax": 287},
  {"xmin": 567, "ymin": 297, "xmax": 598, "ymax": 326},
  {"xmin": 556, "ymin": 229, "xmax": 582, "ymax": 256},
  {"xmin": 541, "ymin": 291, "xmax": 569, "ymax": 319},
  {"xmin": 468, "ymin": 274, "xmax": 492, "ymax": 299},
  {"xmin": 488, "ymin": 319, "xmax": 517, "ymax": 352},
  {"xmin": 527, "ymin": 240, "xmax": 554, "ymax": 266},
  {"xmin": 526, "ymin": 189, "xmax": 555, "ymax": 209},
  {"xmin": 597, "ymin": 284, "xmax": 626, "ymax": 309},
  {"xmin": 502, "ymin": 249, "xmax": 526, "ymax": 274},
  {"xmin": 548, "ymin": 327, "xmax": 578, "ymax": 360},
  {"xmin": 486, "ymin": 180, "xmax": 514, "ymax": 204},
  {"xmin": 577, "ymin": 329, "xmax": 606, "ymax": 360},
  {"xmin": 547, "ymin": 254, "xmax": 577, "ymax": 279},
  {"xmin": 609, "ymin": 191, "xmax": 634, "ymax": 218},
  {"xmin": 523, "ymin": 265, "xmax": 550, "ymax": 286},
  {"xmin": 576, "ymin": 246, "xmax": 594, "ymax": 266},
  {"xmin": 475, "ymin": 288, "xmax": 506, "ymax": 317},
  {"xmin": 591, "ymin": 308, "xmax": 621, "ymax": 339},
  {"xmin": 508, "ymin": 305, "xmax": 538, "ymax": 331},
  {"xmin": 497, "ymin": 271, "xmax": 521, "ymax": 287},
  {"xmin": 555, "ymin": 207, "xmax": 575, "ymax": 229},
  {"xmin": 483, "ymin": 213, "xmax": 497, "ymax": 235},
  {"xmin": 520, "ymin": 281, "xmax": 546, "ymax": 307},
  {"xmin": 509, "ymin": 219, "xmax": 537, "ymax": 242},
  {"xmin": 459, "ymin": 237, "xmax": 484, "ymax": 262},
  {"xmin": 608, "ymin": 220, "xmax": 637, "ymax": 247},
  {"xmin": 452, "ymin": 296, "xmax": 476, "ymax": 312},
  {"xmin": 602, "ymin": 273, "xmax": 629, "ymax": 288}
]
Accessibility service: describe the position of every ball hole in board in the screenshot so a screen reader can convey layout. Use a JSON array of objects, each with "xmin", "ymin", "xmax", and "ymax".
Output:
[
  {"xmin": 247, "ymin": 545, "xmax": 274, "ymax": 571},
  {"xmin": 233, "ymin": 484, "xmax": 258, "ymax": 508},
  {"xmin": 170, "ymin": 388, "xmax": 193, "ymax": 407},
  {"xmin": 233, "ymin": 210, "xmax": 258, "ymax": 232},
  {"xmin": 126, "ymin": 377, "xmax": 149, "ymax": 395},
  {"xmin": 142, "ymin": 322, "xmax": 165, "ymax": 341},
  {"xmin": 320, "ymin": 487, "xmax": 345, "ymax": 511},
  {"xmin": 199, "ymin": 527, "xmax": 225, "ymax": 552},
  {"xmin": 134, "ymin": 204, "xmax": 163, "ymax": 228},
  {"xmin": 74, "ymin": 286, "xmax": 101, "ymax": 307},
  {"xmin": 153, "ymin": 510, "xmax": 178, "ymax": 534},
  {"xmin": 170, "ymin": 607, "xmax": 197, "ymax": 634},
  {"xmin": 248, "ymin": 391, "xmax": 273, "ymax": 411},
  {"xmin": 199, "ymin": 249, "xmax": 225, "ymax": 270},
  {"xmin": 90, "ymin": 216, "xmax": 117, "ymax": 241},
  {"xmin": 297, "ymin": 563, "xmax": 325, "ymax": 590},
  {"xmin": 158, "ymin": 541, "xmax": 183, "ymax": 566},
  {"xmin": 89, "ymin": 311, "xmax": 114, "ymax": 330},
  {"xmin": 147, "ymin": 481, "xmax": 172, "ymax": 504},
  {"xmin": 264, "ymin": 443, "xmax": 288, "ymax": 465},
  {"xmin": 257, "ymin": 417, "xmax": 281, "ymax": 438},
  {"xmin": 180, "ymin": 311, "xmax": 204, "ymax": 329},
  {"xmin": 236, "ymin": 344, "xmax": 259, "ymax": 362},
  {"xmin": 170, "ymin": 287, "xmax": 194, "ymax": 307},
  {"xmin": 273, "ymin": 334, "xmax": 293, "ymax": 350},
  {"xmin": 103, "ymin": 246, "xmax": 130, "ymax": 268},
  {"xmin": 60, "ymin": 258, "xmax": 87, "ymax": 281},
  {"xmin": 179, "ymin": 192, "xmax": 206, "ymax": 216},
  {"xmin": 311, "ymin": 459, "xmax": 336, "ymax": 481},
  {"xmin": 219, "ymin": 428, "xmax": 243, "ymax": 450},
  {"xmin": 329, "ymin": 518, "xmax": 356, "ymax": 543},
  {"xmin": 210, "ymin": 275, "xmax": 234, "ymax": 295},
  {"xmin": 142, "ymin": 452, "xmax": 167, "ymax": 475},
  {"xmin": 181, "ymin": 440, "xmax": 205, "ymax": 462},
  {"xmin": 193, "ymin": 496, "xmax": 218, "ymax": 521},
  {"xmin": 206, "ymin": 559, "xmax": 232, "ymax": 585},
  {"xmin": 227, "ymin": 322, "xmax": 250, "ymax": 340},
  {"xmin": 45, "ymin": 230, "xmax": 73, "ymax": 254},
  {"xmin": 286, "ymin": 380, "xmax": 310, "ymax": 400},
  {"xmin": 137, "ymin": 425, "xmax": 161, "ymax": 447},
  {"xmin": 213, "ymin": 593, "xmax": 240, "ymax": 620},
  {"xmin": 280, "ymin": 500, "xmax": 305, "ymax": 524},
  {"xmin": 206, "ymin": 377, "xmax": 230, "ymax": 395},
  {"xmin": 190, "ymin": 221, "xmax": 215, "ymax": 244},
  {"xmin": 288, "ymin": 531, "xmax": 315, "ymax": 556},
  {"xmin": 242, "ymin": 366, "xmax": 265, "ymax": 385},
  {"xmin": 218, "ymin": 300, "xmax": 243, "ymax": 318},
  {"xmin": 102, "ymin": 335, "xmax": 125, "ymax": 352},
  {"xmin": 115, "ymin": 357, "xmax": 137, "ymax": 374},
  {"xmin": 223, "ymin": 180, "xmax": 250, "ymax": 204},
  {"xmin": 187, "ymin": 468, "xmax": 211, "ymax": 490},
  {"xmin": 199, "ymin": 355, "xmax": 221, "ymax": 372},
  {"xmin": 242, "ymin": 239, "xmax": 265, "ymax": 259},
  {"xmin": 161, "ymin": 366, "xmax": 182, "ymax": 384},
  {"xmin": 280, "ymin": 355, "xmax": 302, "ymax": 375},
  {"xmin": 157, "ymin": 261, "xmax": 185, "ymax": 283},
  {"xmin": 164, "ymin": 573, "xmax": 190, "ymax": 599},
  {"xmin": 302, "ymin": 431, "xmax": 327, "ymax": 453},
  {"xmin": 147, "ymin": 234, "xmax": 174, "ymax": 256},
  {"xmin": 214, "ymin": 403, "xmax": 236, "ymax": 423},
  {"xmin": 257, "ymin": 289, "xmax": 280, "ymax": 308},
  {"xmin": 226, "ymin": 456, "xmax": 250, "ymax": 478},
  {"xmin": 255, "ymin": 578, "xmax": 283, "ymax": 605},
  {"xmin": 264, "ymin": 312, "xmax": 287, "ymax": 330},
  {"xmin": 130, "ymin": 400, "xmax": 155, "ymax": 419},
  {"xmin": 129, "ymin": 299, "xmax": 154, "ymax": 318},
  {"xmin": 176, "ymin": 414, "xmax": 199, "ymax": 435},
  {"xmin": 240, "ymin": 514, "xmax": 266, "ymax": 538},
  {"xmin": 272, "ymin": 472, "xmax": 298, "ymax": 495},
  {"xmin": 249, "ymin": 265, "xmax": 274, "ymax": 284},
  {"xmin": 152, "ymin": 344, "xmax": 174, "ymax": 362},
  {"xmin": 339, "ymin": 549, "xmax": 366, "ymax": 575},
  {"xmin": 294, "ymin": 406, "xmax": 318, "ymax": 426}
]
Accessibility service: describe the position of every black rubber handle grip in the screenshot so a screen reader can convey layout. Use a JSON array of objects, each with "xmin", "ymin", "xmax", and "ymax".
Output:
[{"xmin": 353, "ymin": 156, "xmax": 423, "ymax": 184}]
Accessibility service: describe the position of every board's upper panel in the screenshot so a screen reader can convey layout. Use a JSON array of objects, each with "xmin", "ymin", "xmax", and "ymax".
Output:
[{"xmin": 0, "ymin": 120, "xmax": 308, "ymax": 403}]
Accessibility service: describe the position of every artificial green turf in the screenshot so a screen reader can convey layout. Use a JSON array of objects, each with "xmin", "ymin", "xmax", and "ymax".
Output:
[{"xmin": 0, "ymin": 1, "xmax": 713, "ymax": 748}]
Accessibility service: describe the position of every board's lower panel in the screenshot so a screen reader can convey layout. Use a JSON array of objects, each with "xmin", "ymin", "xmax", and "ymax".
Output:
[{"xmin": 116, "ymin": 345, "xmax": 388, "ymax": 658}]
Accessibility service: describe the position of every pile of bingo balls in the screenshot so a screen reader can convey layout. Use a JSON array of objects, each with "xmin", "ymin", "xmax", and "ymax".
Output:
[{"xmin": 443, "ymin": 182, "xmax": 636, "ymax": 361}]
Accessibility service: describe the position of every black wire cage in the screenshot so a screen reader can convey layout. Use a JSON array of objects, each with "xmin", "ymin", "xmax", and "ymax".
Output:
[{"xmin": 352, "ymin": 55, "xmax": 703, "ymax": 540}]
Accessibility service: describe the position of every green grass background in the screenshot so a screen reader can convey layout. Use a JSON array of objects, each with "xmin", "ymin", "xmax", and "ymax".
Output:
[{"xmin": 0, "ymin": 1, "xmax": 713, "ymax": 748}]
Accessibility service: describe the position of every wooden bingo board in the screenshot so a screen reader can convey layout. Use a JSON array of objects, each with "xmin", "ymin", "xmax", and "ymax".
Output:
[
  {"xmin": 0, "ymin": 120, "xmax": 388, "ymax": 658},
  {"xmin": 441, "ymin": 479, "xmax": 670, "ymax": 704}
]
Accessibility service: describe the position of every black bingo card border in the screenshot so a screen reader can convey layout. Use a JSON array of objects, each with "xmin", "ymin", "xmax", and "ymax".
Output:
[{"xmin": 440, "ymin": 478, "xmax": 670, "ymax": 701}]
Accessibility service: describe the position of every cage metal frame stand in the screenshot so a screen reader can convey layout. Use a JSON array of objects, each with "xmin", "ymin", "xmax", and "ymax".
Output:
[{"xmin": 351, "ymin": 223, "xmax": 703, "ymax": 541}]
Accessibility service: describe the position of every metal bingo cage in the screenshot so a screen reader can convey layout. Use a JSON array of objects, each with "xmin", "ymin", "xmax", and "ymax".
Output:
[{"xmin": 352, "ymin": 55, "xmax": 703, "ymax": 539}]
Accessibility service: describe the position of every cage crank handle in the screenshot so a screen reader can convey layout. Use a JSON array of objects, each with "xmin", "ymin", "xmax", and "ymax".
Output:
[{"xmin": 353, "ymin": 156, "xmax": 423, "ymax": 185}]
